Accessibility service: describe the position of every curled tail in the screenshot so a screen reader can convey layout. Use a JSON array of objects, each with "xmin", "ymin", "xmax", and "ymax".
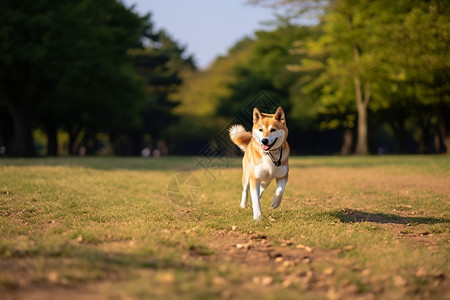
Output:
[{"xmin": 229, "ymin": 125, "xmax": 252, "ymax": 151}]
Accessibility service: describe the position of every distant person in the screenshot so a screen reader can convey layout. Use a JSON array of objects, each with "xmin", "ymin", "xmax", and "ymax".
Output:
[
  {"xmin": 141, "ymin": 147, "xmax": 151, "ymax": 158},
  {"xmin": 79, "ymin": 146, "xmax": 86, "ymax": 156},
  {"xmin": 153, "ymin": 148, "xmax": 161, "ymax": 158}
]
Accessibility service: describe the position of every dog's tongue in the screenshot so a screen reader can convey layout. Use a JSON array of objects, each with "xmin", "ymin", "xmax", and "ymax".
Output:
[{"xmin": 261, "ymin": 144, "xmax": 270, "ymax": 151}]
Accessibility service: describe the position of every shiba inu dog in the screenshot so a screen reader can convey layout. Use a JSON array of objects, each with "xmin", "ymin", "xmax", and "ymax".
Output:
[{"xmin": 229, "ymin": 107, "xmax": 290, "ymax": 221}]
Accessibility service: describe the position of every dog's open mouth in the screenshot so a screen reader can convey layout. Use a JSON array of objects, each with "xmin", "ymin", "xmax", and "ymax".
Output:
[{"xmin": 262, "ymin": 138, "xmax": 278, "ymax": 151}]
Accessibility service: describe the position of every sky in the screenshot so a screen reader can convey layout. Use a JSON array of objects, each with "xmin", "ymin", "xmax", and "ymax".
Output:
[{"xmin": 121, "ymin": 0, "xmax": 278, "ymax": 69}]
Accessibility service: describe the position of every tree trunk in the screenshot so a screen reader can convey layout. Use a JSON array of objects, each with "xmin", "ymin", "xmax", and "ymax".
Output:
[
  {"xmin": 394, "ymin": 125, "xmax": 407, "ymax": 154},
  {"xmin": 389, "ymin": 118, "xmax": 407, "ymax": 154},
  {"xmin": 69, "ymin": 128, "xmax": 81, "ymax": 155},
  {"xmin": 440, "ymin": 128, "xmax": 450, "ymax": 154},
  {"xmin": 438, "ymin": 102, "xmax": 450, "ymax": 154},
  {"xmin": 340, "ymin": 127, "xmax": 353, "ymax": 155},
  {"xmin": 46, "ymin": 125, "xmax": 58, "ymax": 156},
  {"xmin": 352, "ymin": 40, "xmax": 370, "ymax": 155},
  {"xmin": 8, "ymin": 105, "xmax": 35, "ymax": 157},
  {"xmin": 419, "ymin": 119, "xmax": 432, "ymax": 154},
  {"xmin": 355, "ymin": 100, "xmax": 368, "ymax": 155},
  {"xmin": 354, "ymin": 76, "xmax": 370, "ymax": 155},
  {"xmin": 434, "ymin": 134, "xmax": 441, "ymax": 153}
]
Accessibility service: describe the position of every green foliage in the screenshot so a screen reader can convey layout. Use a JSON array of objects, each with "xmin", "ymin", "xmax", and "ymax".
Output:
[
  {"xmin": 1, "ymin": 0, "xmax": 448, "ymax": 155},
  {"xmin": 0, "ymin": 0, "xmax": 147, "ymax": 155},
  {"xmin": 129, "ymin": 29, "xmax": 195, "ymax": 149},
  {"xmin": 177, "ymin": 0, "xmax": 449, "ymax": 154},
  {"xmin": 217, "ymin": 25, "xmax": 310, "ymax": 118},
  {"xmin": 276, "ymin": 0, "xmax": 449, "ymax": 153},
  {"xmin": 0, "ymin": 1, "xmax": 194, "ymax": 155},
  {"xmin": 173, "ymin": 38, "xmax": 253, "ymax": 117},
  {"xmin": 163, "ymin": 38, "xmax": 253, "ymax": 154}
]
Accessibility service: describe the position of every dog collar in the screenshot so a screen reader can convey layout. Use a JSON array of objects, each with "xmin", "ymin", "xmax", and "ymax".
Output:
[{"xmin": 267, "ymin": 146, "xmax": 283, "ymax": 167}]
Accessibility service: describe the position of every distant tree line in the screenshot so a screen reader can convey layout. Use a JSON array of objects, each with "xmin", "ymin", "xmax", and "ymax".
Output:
[
  {"xmin": 0, "ymin": 0, "xmax": 193, "ymax": 156},
  {"xmin": 154, "ymin": 0, "xmax": 450, "ymax": 156},
  {"xmin": 215, "ymin": 0, "xmax": 449, "ymax": 155},
  {"xmin": 1, "ymin": 0, "xmax": 449, "ymax": 156}
]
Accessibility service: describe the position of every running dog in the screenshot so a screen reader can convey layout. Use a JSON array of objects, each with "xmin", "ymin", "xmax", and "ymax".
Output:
[{"xmin": 229, "ymin": 107, "xmax": 289, "ymax": 221}]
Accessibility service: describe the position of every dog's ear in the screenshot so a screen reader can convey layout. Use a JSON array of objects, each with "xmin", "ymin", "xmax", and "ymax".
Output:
[
  {"xmin": 274, "ymin": 107, "xmax": 286, "ymax": 123},
  {"xmin": 253, "ymin": 107, "xmax": 262, "ymax": 124}
]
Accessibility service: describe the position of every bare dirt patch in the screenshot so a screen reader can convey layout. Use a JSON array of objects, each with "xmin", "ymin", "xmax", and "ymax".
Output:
[
  {"xmin": 200, "ymin": 229, "xmax": 383, "ymax": 300},
  {"xmin": 209, "ymin": 229, "xmax": 333, "ymax": 268}
]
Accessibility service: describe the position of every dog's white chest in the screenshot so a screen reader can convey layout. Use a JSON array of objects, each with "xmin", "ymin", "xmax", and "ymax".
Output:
[{"xmin": 255, "ymin": 155, "xmax": 288, "ymax": 180}]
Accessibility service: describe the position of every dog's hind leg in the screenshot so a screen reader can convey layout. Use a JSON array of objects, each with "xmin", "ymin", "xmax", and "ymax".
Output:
[
  {"xmin": 271, "ymin": 177, "xmax": 287, "ymax": 209},
  {"xmin": 240, "ymin": 174, "xmax": 249, "ymax": 208},
  {"xmin": 249, "ymin": 177, "xmax": 262, "ymax": 221}
]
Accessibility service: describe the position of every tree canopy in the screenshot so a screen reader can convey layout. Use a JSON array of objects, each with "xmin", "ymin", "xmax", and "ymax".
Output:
[
  {"xmin": 0, "ymin": 0, "xmax": 448, "ymax": 156},
  {"xmin": 231, "ymin": 0, "xmax": 450, "ymax": 154},
  {"xmin": 0, "ymin": 0, "xmax": 193, "ymax": 156}
]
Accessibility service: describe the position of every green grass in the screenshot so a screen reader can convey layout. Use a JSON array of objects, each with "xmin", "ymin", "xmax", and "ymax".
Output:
[{"xmin": 0, "ymin": 156, "xmax": 449, "ymax": 299}]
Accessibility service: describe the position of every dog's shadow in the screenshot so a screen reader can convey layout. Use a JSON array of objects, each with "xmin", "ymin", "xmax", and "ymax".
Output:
[{"xmin": 328, "ymin": 208, "xmax": 450, "ymax": 225}]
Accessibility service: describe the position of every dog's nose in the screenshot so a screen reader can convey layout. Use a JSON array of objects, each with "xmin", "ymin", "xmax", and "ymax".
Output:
[{"xmin": 261, "ymin": 138, "xmax": 269, "ymax": 145}]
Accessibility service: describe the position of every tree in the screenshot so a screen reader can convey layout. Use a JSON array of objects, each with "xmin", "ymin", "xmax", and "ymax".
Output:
[
  {"xmin": 250, "ymin": 0, "xmax": 378, "ymax": 154},
  {"xmin": 164, "ymin": 38, "xmax": 252, "ymax": 154},
  {"xmin": 254, "ymin": 0, "xmax": 450, "ymax": 155},
  {"xmin": 315, "ymin": 0, "xmax": 393, "ymax": 154},
  {"xmin": 388, "ymin": 1, "xmax": 450, "ymax": 153},
  {"xmin": 288, "ymin": 24, "xmax": 357, "ymax": 155},
  {"xmin": 0, "ymin": 0, "xmax": 145, "ymax": 156},
  {"xmin": 355, "ymin": 0, "xmax": 450, "ymax": 154},
  {"xmin": 128, "ymin": 30, "xmax": 195, "ymax": 153},
  {"xmin": 173, "ymin": 38, "xmax": 253, "ymax": 118},
  {"xmin": 217, "ymin": 26, "xmax": 308, "ymax": 118}
]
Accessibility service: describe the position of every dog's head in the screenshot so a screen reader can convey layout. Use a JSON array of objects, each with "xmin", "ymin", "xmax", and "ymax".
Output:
[{"xmin": 252, "ymin": 107, "xmax": 288, "ymax": 151}]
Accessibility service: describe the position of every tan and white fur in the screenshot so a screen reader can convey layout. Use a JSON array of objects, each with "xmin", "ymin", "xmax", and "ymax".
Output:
[{"xmin": 229, "ymin": 107, "xmax": 290, "ymax": 221}]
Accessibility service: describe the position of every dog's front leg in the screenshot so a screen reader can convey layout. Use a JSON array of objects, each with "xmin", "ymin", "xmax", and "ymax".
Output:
[
  {"xmin": 249, "ymin": 177, "xmax": 262, "ymax": 221},
  {"xmin": 271, "ymin": 177, "xmax": 287, "ymax": 209},
  {"xmin": 240, "ymin": 177, "xmax": 249, "ymax": 208}
]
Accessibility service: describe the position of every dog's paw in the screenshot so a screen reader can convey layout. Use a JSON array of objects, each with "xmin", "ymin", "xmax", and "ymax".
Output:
[
  {"xmin": 240, "ymin": 202, "xmax": 247, "ymax": 208},
  {"xmin": 271, "ymin": 202, "xmax": 281, "ymax": 209},
  {"xmin": 271, "ymin": 196, "xmax": 282, "ymax": 209},
  {"xmin": 253, "ymin": 214, "xmax": 263, "ymax": 221}
]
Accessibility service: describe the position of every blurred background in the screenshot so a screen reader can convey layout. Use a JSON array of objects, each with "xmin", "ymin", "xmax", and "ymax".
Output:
[{"xmin": 0, "ymin": 0, "xmax": 449, "ymax": 157}]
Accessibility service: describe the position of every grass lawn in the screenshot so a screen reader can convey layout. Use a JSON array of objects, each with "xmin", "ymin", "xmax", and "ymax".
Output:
[{"xmin": 0, "ymin": 156, "xmax": 449, "ymax": 299}]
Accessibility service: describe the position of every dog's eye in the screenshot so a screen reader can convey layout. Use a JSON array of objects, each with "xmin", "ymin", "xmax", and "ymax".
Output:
[
  {"xmin": 270, "ymin": 128, "xmax": 276, "ymax": 132},
  {"xmin": 259, "ymin": 128, "xmax": 263, "ymax": 132}
]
